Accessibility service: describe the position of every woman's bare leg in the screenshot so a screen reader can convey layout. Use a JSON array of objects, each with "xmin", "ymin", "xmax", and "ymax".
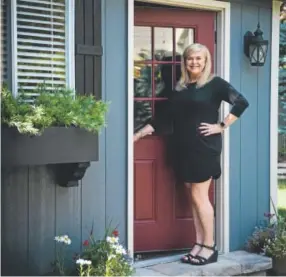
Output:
[
  {"xmin": 183, "ymin": 183, "xmax": 204, "ymax": 258},
  {"xmin": 190, "ymin": 178, "xmax": 215, "ymax": 260}
]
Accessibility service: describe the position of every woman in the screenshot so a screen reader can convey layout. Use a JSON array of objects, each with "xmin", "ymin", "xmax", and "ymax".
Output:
[{"xmin": 133, "ymin": 43, "xmax": 249, "ymax": 265}]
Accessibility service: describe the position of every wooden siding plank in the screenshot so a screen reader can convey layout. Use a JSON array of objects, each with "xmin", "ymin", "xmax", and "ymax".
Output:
[
  {"xmin": 55, "ymin": 186, "xmax": 81, "ymax": 268},
  {"xmin": 81, "ymin": 0, "xmax": 106, "ymax": 242},
  {"xmin": 229, "ymin": 2, "xmax": 243, "ymax": 251},
  {"xmin": 240, "ymin": 4, "xmax": 259, "ymax": 244},
  {"xmin": 257, "ymin": 7, "xmax": 271, "ymax": 223},
  {"xmin": 220, "ymin": 0, "xmax": 272, "ymax": 9},
  {"xmin": 28, "ymin": 166, "xmax": 56, "ymax": 275},
  {"xmin": 81, "ymin": 162, "xmax": 106, "ymax": 241},
  {"xmin": 105, "ymin": 0, "xmax": 128, "ymax": 244},
  {"xmin": 1, "ymin": 167, "xmax": 29, "ymax": 275}
]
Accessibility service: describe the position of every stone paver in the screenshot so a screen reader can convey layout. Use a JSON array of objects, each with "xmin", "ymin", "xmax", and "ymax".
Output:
[
  {"xmin": 224, "ymin": 251, "xmax": 272, "ymax": 274},
  {"xmin": 145, "ymin": 256, "xmax": 241, "ymax": 276},
  {"xmin": 134, "ymin": 267, "xmax": 167, "ymax": 276},
  {"xmin": 133, "ymin": 251, "xmax": 272, "ymax": 276}
]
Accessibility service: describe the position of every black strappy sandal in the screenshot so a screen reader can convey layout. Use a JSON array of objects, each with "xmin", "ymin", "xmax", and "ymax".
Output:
[
  {"xmin": 180, "ymin": 243, "xmax": 203, "ymax": 263},
  {"xmin": 189, "ymin": 244, "xmax": 218, "ymax": 266}
]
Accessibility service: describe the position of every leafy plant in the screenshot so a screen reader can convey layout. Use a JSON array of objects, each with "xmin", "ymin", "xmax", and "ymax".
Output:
[
  {"xmin": 246, "ymin": 199, "xmax": 286, "ymax": 259},
  {"xmin": 1, "ymin": 84, "xmax": 108, "ymax": 135},
  {"xmin": 263, "ymin": 199, "xmax": 286, "ymax": 259},
  {"xmin": 245, "ymin": 225, "xmax": 276, "ymax": 254},
  {"xmin": 51, "ymin": 225, "xmax": 134, "ymax": 276},
  {"xmin": 80, "ymin": 227, "xmax": 134, "ymax": 276},
  {"xmin": 52, "ymin": 235, "xmax": 72, "ymax": 276}
]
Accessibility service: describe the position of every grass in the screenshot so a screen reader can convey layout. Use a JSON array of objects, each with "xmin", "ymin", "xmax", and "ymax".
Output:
[{"xmin": 278, "ymin": 179, "xmax": 286, "ymax": 217}]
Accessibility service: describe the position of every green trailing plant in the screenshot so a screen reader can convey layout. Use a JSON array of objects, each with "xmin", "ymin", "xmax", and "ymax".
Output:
[{"xmin": 1, "ymin": 84, "xmax": 108, "ymax": 135}]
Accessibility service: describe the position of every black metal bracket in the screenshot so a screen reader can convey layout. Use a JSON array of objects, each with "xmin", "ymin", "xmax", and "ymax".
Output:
[
  {"xmin": 50, "ymin": 162, "xmax": 91, "ymax": 187},
  {"xmin": 244, "ymin": 31, "xmax": 253, "ymax": 58}
]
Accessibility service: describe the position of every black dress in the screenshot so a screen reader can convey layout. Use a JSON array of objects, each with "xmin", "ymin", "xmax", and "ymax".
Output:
[{"xmin": 149, "ymin": 76, "xmax": 249, "ymax": 183}]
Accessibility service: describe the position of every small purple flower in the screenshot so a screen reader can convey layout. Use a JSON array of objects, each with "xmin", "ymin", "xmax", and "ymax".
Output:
[{"xmin": 264, "ymin": 212, "xmax": 275, "ymax": 218}]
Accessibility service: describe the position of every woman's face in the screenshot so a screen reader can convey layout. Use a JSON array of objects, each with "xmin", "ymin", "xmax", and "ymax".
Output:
[{"xmin": 185, "ymin": 50, "xmax": 206, "ymax": 78}]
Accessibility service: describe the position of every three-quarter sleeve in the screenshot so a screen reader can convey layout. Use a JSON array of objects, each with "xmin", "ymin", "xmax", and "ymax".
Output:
[{"xmin": 216, "ymin": 77, "xmax": 249, "ymax": 117}]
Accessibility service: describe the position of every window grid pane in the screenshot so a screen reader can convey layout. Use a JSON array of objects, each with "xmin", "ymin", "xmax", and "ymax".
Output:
[
  {"xmin": 134, "ymin": 26, "xmax": 195, "ymax": 125},
  {"xmin": 16, "ymin": 0, "xmax": 66, "ymax": 100}
]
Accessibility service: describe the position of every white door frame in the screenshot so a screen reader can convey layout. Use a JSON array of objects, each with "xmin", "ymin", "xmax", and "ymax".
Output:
[
  {"xmin": 270, "ymin": 0, "xmax": 280, "ymax": 215},
  {"xmin": 127, "ymin": 0, "xmax": 231, "ymax": 257}
]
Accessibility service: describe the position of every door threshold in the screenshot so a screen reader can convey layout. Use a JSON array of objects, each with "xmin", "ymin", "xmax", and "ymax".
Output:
[{"xmin": 134, "ymin": 252, "xmax": 184, "ymax": 269}]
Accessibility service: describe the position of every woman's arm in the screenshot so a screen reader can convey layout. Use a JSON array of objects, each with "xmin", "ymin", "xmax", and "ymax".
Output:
[
  {"xmin": 199, "ymin": 113, "xmax": 238, "ymax": 136},
  {"xmin": 199, "ymin": 77, "xmax": 249, "ymax": 136},
  {"xmin": 134, "ymin": 97, "xmax": 174, "ymax": 142},
  {"xmin": 134, "ymin": 124, "xmax": 155, "ymax": 142}
]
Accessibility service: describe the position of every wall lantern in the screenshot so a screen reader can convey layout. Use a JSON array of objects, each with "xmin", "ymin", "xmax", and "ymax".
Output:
[{"xmin": 244, "ymin": 23, "xmax": 269, "ymax": 66}]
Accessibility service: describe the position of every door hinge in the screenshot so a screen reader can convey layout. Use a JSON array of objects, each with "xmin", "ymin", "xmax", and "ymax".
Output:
[
  {"xmin": 214, "ymin": 31, "xmax": 217, "ymax": 44},
  {"xmin": 214, "ymin": 203, "xmax": 216, "ymax": 217}
]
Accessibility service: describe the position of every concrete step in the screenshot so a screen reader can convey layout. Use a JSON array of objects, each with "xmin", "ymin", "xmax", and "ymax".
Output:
[{"xmin": 133, "ymin": 250, "xmax": 272, "ymax": 276}]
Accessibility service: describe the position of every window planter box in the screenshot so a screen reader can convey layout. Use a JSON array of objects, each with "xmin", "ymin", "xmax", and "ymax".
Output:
[{"xmin": 1, "ymin": 126, "xmax": 99, "ymax": 186}]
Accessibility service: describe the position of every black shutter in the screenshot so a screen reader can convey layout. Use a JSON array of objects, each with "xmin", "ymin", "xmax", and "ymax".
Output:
[{"xmin": 75, "ymin": 0, "xmax": 102, "ymax": 99}]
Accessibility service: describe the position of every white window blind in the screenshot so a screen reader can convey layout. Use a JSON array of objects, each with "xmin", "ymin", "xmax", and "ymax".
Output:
[
  {"xmin": 11, "ymin": 0, "xmax": 74, "ymax": 100},
  {"xmin": 1, "ymin": 0, "xmax": 8, "ymax": 84}
]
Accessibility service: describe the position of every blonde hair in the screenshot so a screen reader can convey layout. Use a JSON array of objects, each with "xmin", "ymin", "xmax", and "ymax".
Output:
[{"xmin": 176, "ymin": 43, "xmax": 214, "ymax": 90}]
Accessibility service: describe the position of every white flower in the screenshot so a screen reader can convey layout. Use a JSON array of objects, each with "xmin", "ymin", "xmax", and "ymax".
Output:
[
  {"xmin": 106, "ymin": 236, "xmax": 119, "ymax": 244},
  {"xmin": 54, "ymin": 235, "xmax": 72, "ymax": 245},
  {"xmin": 76, "ymin": 258, "xmax": 92, "ymax": 265},
  {"xmin": 108, "ymin": 254, "xmax": 116, "ymax": 260},
  {"xmin": 111, "ymin": 244, "xmax": 127, "ymax": 255}
]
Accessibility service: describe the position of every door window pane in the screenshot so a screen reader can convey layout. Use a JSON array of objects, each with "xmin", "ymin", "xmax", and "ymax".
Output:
[
  {"xmin": 154, "ymin": 64, "xmax": 173, "ymax": 96},
  {"xmin": 154, "ymin": 27, "xmax": 173, "ymax": 61},
  {"xmin": 134, "ymin": 101, "xmax": 152, "ymax": 132},
  {"xmin": 134, "ymin": 26, "xmax": 152, "ymax": 62},
  {"xmin": 175, "ymin": 28, "xmax": 194, "ymax": 55},
  {"xmin": 134, "ymin": 64, "xmax": 152, "ymax": 98},
  {"xmin": 174, "ymin": 63, "xmax": 182, "ymax": 84}
]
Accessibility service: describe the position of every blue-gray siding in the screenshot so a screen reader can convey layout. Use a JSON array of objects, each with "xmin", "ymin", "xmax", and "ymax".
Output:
[{"xmin": 229, "ymin": 1, "xmax": 271, "ymax": 250}]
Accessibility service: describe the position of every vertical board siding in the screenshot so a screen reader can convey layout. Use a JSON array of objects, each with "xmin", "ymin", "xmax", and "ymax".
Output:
[
  {"xmin": 1, "ymin": 167, "xmax": 29, "ymax": 276},
  {"xmin": 229, "ymin": 2, "xmax": 271, "ymax": 250},
  {"xmin": 240, "ymin": 4, "xmax": 259, "ymax": 245},
  {"xmin": 1, "ymin": 0, "xmax": 128, "ymax": 275},
  {"xmin": 229, "ymin": 3, "xmax": 242, "ymax": 250},
  {"xmin": 105, "ymin": 0, "xmax": 128, "ymax": 244},
  {"xmin": 257, "ymin": 7, "xmax": 271, "ymax": 226},
  {"xmin": 55, "ymin": 185, "xmax": 81, "ymax": 266},
  {"xmin": 28, "ymin": 167, "xmax": 56, "ymax": 275}
]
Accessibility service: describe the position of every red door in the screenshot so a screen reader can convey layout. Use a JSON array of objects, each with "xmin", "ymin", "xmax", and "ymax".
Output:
[{"xmin": 134, "ymin": 6, "xmax": 216, "ymax": 252}]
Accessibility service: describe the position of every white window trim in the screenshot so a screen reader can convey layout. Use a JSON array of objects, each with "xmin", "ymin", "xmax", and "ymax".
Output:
[
  {"xmin": 10, "ymin": 0, "xmax": 75, "ymax": 97},
  {"xmin": 127, "ymin": 0, "xmax": 231, "ymax": 258},
  {"xmin": 65, "ymin": 0, "xmax": 75, "ymax": 90},
  {"xmin": 11, "ymin": 0, "xmax": 17, "ymax": 97},
  {"xmin": 270, "ymin": 1, "xmax": 280, "ymax": 214}
]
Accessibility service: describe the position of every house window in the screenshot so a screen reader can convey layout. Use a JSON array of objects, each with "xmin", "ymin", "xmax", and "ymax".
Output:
[
  {"xmin": 10, "ymin": 0, "xmax": 74, "ymax": 100},
  {"xmin": 1, "ymin": 0, "xmax": 9, "ymax": 85}
]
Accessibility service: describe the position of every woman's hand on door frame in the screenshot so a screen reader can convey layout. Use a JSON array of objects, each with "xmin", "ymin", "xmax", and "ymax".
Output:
[{"xmin": 134, "ymin": 124, "xmax": 155, "ymax": 142}]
